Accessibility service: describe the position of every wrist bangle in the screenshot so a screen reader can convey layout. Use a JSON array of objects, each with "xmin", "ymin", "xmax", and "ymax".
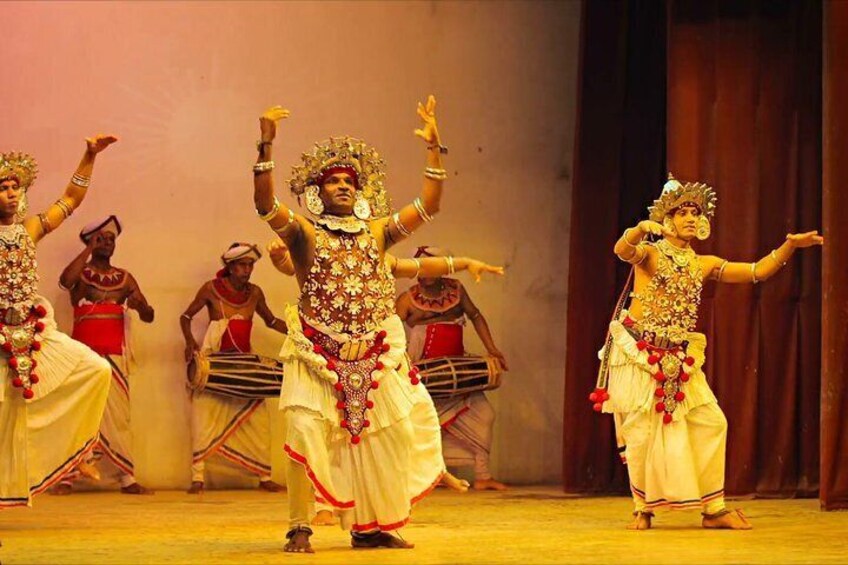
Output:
[
  {"xmin": 392, "ymin": 212, "xmax": 412, "ymax": 237},
  {"xmin": 717, "ymin": 260, "xmax": 729, "ymax": 282},
  {"xmin": 427, "ymin": 143, "xmax": 449, "ymax": 155},
  {"xmin": 257, "ymin": 197, "xmax": 280, "ymax": 221},
  {"xmin": 412, "ymin": 258, "xmax": 421, "ymax": 278},
  {"xmin": 622, "ymin": 228, "xmax": 643, "ymax": 249},
  {"xmin": 71, "ymin": 173, "xmax": 91, "ymax": 188},
  {"xmin": 751, "ymin": 262, "xmax": 759, "ymax": 284},
  {"xmin": 253, "ymin": 161, "xmax": 275, "ymax": 174},
  {"xmin": 770, "ymin": 250, "xmax": 787, "ymax": 267},
  {"xmin": 445, "ymin": 256, "xmax": 455, "ymax": 275}
]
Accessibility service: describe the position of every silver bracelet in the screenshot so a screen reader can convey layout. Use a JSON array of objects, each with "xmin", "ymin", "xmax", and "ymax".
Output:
[
  {"xmin": 445, "ymin": 256, "xmax": 455, "ymax": 275},
  {"xmin": 413, "ymin": 197, "xmax": 434, "ymax": 223},
  {"xmin": 717, "ymin": 260, "xmax": 729, "ymax": 282},
  {"xmin": 392, "ymin": 212, "xmax": 412, "ymax": 237},
  {"xmin": 253, "ymin": 161, "xmax": 275, "ymax": 174},
  {"xmin": 770, "ymin": 250, "xmax": 787, "ymax": 267},
  {"xmin": 71, "ymin": 173, "xmax": 91, "ymax": 188}
]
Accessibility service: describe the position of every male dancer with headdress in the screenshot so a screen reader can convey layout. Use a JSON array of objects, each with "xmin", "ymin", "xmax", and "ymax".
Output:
[
  {"xmin": 593, "ymin": 174, "xmax": 823, "ymax": 530},
  {"xmin": 253, "ymin": 97, "xmax": 503, "ymax": 552},
  {"xmin": 180, "ymin": 242, "xmax": 286, "ymax": 494},
  {"xmin": 55, "ymin": 215, "xmax": 155, "ymax": 495},
  {"xmin": 397, "ymin": 245, "xmax": 509, "ymax": 491},
  {"xmin": 0, "ymin": 137, "xmax": 116, "ymax": 508}
]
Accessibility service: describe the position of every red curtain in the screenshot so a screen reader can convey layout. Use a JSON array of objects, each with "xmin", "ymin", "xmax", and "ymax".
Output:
[
  {"xmin": 564, "ymin": 0, "xmax": 823, "ymax": 498},
  {"xmin": 821, "ymin": 0, "xmax": 848, "ymax": 511}
]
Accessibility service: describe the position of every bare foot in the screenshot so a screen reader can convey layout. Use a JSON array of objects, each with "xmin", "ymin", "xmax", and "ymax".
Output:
[
  {"xmin": 77, "ymin": 461, "xmax": 101, "ymax": 481},
  {"xmin": 259, "ymin": 480, "xmax": 285, "ymax": 493},
  {"xmin": 442, "ymin": 472, "xmax": 470, "ymax": 493},
  {"xmin": 351, "ymin": 532, "xmax": 414, "ymax": 549},
  {"xmin": 284, "ymin": 527, "xmax": 314, "ymax": 553},
  {"xmin": 626, "ymin": 511, "xmax": 653, "ymax": 530},
  {"xmin": 702, "ymin": 509, "xmax": 752, "ymax": 530},
  {"xmin": 311, "ymin": 510, "xmax": 338, "ymax": 526},
  {"xmin": 50, "ymin": 482, "xmax": 73, "ymax": 496},
  {"xmin": 186, "ymin": 481, "xmax": 204, "ymax": 494},
  {"xmin": 121, "ymin": 483, "xmax": 154, "ymax": 495},
  {"xmin": 473, "ymin": 478, "xmax": 508, "ymax": 491}
]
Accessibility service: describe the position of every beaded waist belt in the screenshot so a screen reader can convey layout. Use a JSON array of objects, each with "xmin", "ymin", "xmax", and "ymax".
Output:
[{"xmin": 0, "ymin": 304, "xmax": 49, "ymax": 399}]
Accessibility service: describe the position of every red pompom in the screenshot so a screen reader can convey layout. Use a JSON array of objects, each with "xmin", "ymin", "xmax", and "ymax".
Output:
[
  {"xmin": 34, "ymin": 305, "xmax": 47, "ymax": 318},
  {"xmin": 655, "ymin": 372, "xmax": 666, "ymax": 382},
  {"xmin": 655, "ymin": 402, "xmax": 666, "ymax": 413},
  {"xmin": 8, "ymin": 356, "xmax": 18, "ymax": 369},
  {"xmin": 326, "ymin": 360, "xmax": 336, "ymax": 371},
  {"xmin": 680, "ymin": 374, "xmax": 690, "ymax": 383},
  {"xmin": 336, "ymin": 401, "xmax": 346, "ymax": 410},
  {"xmin": 685, "ymin": 356, "xmax": 695, "ymax": 366},
  {"xmin": 31, "ymin": 341, "xmax": 41, "ymax": 352},
  {"xmin": 30, "ymin": 359, "xmax": 37, "ymax": 369},
  {"xmin": 377, "ymin": 330, "xmax": 387, "ymax": 341},
  {"xmin": 588, "ymin": 392, "xmax": 599, "ymax": 403},
  {"xmin": 381, "ymin": 343, "xmax": 390, "ymax": 353},
  {"xmin": 592, "ymin": 402, "xmax": 603, "ymax": 412},
  {"xmin": 351, "ymin": 435, "xmax": 361, "ymax": 445},
  {"xmin": 636, "ymin": 340, "xmax": 648, "ymax": 351},
  {"xmin": 408, "ymin": 370, "xmax": 417, "ymax": 378},
  {"xmin": 366, "ymin": 400, "xmax": 374, "ymax": 409},
  {"xmin": 29, "ymin": 374, "xmax": 39, "ymax": 384},
  {"xmin": 674, "ymin": 391, "xmax": 685, "ymax": 402},
  {"xmin": 312, "ymin": 343, "xmax": 323, "ymax": 354},
  {"xmin": 363, "ymin": 419, "xmax": 371, "ymax": 428},
  {"xmin": 303, "ymin": 327, "xmax": 315, "ymax": 338},
  {"xmin": 334, "ymin": 382, "xmax": 344, "ymax": 391},
  {"xmin": 655, "ymin": 387, "xmax": 665, "ymax": 398},
  {"xmin": 648, "ymin": 354, "xmax": 660, "ymax": 365},
  {"xmin": 601, "ymin": 391, "xmax": 610, "ymax": 401},
  {"xmin": 34, "ymin": 321, "xmax": 46, "ymax": 333},
  {"xmin": 1, "ymin": 342, "xmax": 12, "ymax": 353},
  {"xmin": 340, "ymin": 419, "xmax": 349, "ymax": 428},
  {"xmin": 11, "ymin": 377, "xmax": 23, "ymax": 388},
  {"xmin": 23, "ymin": 388, "xmax": 34, "ymax": 400},
  {"xmin": 663, "ymin": 412, "xmax": 673, "ymax": 424},
  {"xmin": 371, "ymin": 381, "xmax": 379, "ymax": 390},
  {"xmin": 410, "ymin": 377, "xmax": 420, "ymax": 385},
  {"xmin": 375, "ymin": 361, "xmax": 384, "ymax": 370}
]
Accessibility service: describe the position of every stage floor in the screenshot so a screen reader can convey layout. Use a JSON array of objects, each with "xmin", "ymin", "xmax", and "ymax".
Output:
[{"xmin": 1, "ymin": 487, "xmax": 847, "ymax": 564}]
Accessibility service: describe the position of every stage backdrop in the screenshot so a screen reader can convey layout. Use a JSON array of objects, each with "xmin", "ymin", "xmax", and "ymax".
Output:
[{"xmin": 1, "ymin": 1, "xmax": 580, "ymax": 487}]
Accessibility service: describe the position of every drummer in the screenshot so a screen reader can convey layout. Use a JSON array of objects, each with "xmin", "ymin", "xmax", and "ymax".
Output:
[
  {"xmin": 396, "ymin": 246, "xmax": 509, "ymax": 491},
  {"xmin": 179, "ymin": 242, "xmax": 287, "ymax": 494},
  {"xmin": 57, "ymin": 215, "xmax": 155, "ymax": 495}
]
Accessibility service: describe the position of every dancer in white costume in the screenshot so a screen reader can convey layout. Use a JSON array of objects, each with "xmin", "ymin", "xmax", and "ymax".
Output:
[
  {"xmin": 252, "ymin": 98, "xmax": 503, "ymax": 552},
  {"xmin": 56, "ymin": 215, "xmax": 155, "ymax": 495},
  {"xmin": 180, "ymin": 243, "xmax": 286, "ymax": 494},
  {"xmin": 397, "ymin": 246, "xmax": 509, "ymax": 491},
  {"xmin": 0, "ymin": 137, "xmax": 116, "ymax": 508},
  {"xmin": 593, "ymin": 174, "xmax": 823, "ymax": 530}
]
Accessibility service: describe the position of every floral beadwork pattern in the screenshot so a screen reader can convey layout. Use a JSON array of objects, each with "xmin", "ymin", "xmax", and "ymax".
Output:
[{"xmin": 0, "ymin": 224, "xmax": 38, "ymax": 320}]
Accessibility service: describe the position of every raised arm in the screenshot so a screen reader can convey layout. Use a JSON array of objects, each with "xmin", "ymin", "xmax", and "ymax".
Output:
[
  {"xmin": 390, "ymin": 254, "xmax": 504, "ymax": 282},
  {"xmin": 59, "ymin": 239, "xmax": 95, "ymax": 291},
  {"xmin": 253, "ymin": 106, "xmax": 304, "ymax": 247},
  {"xmin": 705, "ymin": 231, "xmax": 824, "ymax": 284},
  {"xmin": 460, "ymin": 285, "xmax": 508, "ymax": 371},
  {"xmin": 255, "ymin": 288, "xmax": 288, "ymax": 334},
  {"xmin": 24, "ymin": 135, "xmax": 118, "ymax": 244},
  {"xmin": 180, "ymin": 284, "xmax": 210, "ymax": 363},
  {"xmin": 126, "ymin": 273, "xmax": 155, "ymax": 323},
  {"xmin": 613, "ymin": 220, "xmax": 672, "ymax": 265},
  {"xmin": 381, "ymin": 95, "xmax": 447, "ymax": 249}
]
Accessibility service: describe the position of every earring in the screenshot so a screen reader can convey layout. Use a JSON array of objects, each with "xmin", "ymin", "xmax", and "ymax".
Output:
[
  {"xmin": 15, "ymin": 190, "xmax": 28, "ymax": 223},
  {"xmin": 696, "ymin": 216, "xmax": 711, "ymax": 240},
  {"xmin": 663, "ymin": 217, "xmax": 677, "ymax": 237},
  {"xmin": 353, "ymin": 195, "xmax": 371, "ymax": 220},
  {"xmin": 304, "ymin": 185, "xmax": 325, "ymax": 216}
]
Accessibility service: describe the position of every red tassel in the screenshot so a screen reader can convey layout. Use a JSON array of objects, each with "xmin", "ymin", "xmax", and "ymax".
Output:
[
  {"xmin": 680, "ymin": 374, "xmax": 690, "ymax": 383},
  {"xmin": 351, "ymin": 435, "xmax": 361, "ymax": 445},
  {"xmin": 655, "ymin": 387, "xmax": 665, "ymax": 398},
  {"xmin": 592, "ymin": 402, "xmax": 603, "ymax": 412},
  {"xmin": 9, "ymin": 356, "xmax": 18, "ymax": 369},
  {"xmin": 34, "ymin": 305, "xmax": 47, "ymax": 318},
  {"xmin": 29, "ymin": 374, "xmax": 39, "ymax": 384},
  {"xmin": 374, "ymin": 361, "xmax": 384, "ymax": 370},
  {"xmin": 675, "ymin": 391, "xmax": 685, "ymax": 402},
  {"xmin": 340, "ymin": 419, "xmax": 349, "ymax": 428},
  {"xmin": 655, "ymin": 402, "xmax": 666, "ymax": 413},
  {"xmin": 334, "ymin": 382, "xmax": 344, "ymax": 391},
  {"xmin": 31, "ymin": 341, "xmax": 41, "ymax": 352},
  {"xmin": 685, "ymin": 356, "xmax": 695, "ymax": 366},
  {"xmin": 636, "ymin": 340, "xmax": 648, "ymax": 351},
  {"xmin": 370, "ymin": 381, "xmax": 379, "ymax": 390},
  {"xmin": 663, "ymin": 412, "xmax": 673, "ymax": 424},
  {"xmin": 12, "ymin": 377, "xmax": 23, "ymax": 388},
  {"xmin": 336, "ymin": 401, "xmax": 345, "ymax": 410},
  {"xmin": 410, "ymin": 377, "xmax": 420, "ymax": 385},
  {"xmin": 366, "ymin": 400, "xmax": 374, "ymax": 409},
  {"xmin": 648, "ymin": 354, "xmax": 660, "ymax": 365},
  {"xmin": 23, "ymin": 388, "xmax": 34, "ymax": 400}
]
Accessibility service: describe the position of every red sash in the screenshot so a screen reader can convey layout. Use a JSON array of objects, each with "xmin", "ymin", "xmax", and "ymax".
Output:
[
  {"xmin": 220, "ymin": 319, "xmax": 253, "ymax": 353},
  {"xmin": 72, "ymin": 303, "xmax": 125, "ymax": 356},
  {"xmin": 422, "ymin": 323, "xmax": 464, "ymax": 359}
]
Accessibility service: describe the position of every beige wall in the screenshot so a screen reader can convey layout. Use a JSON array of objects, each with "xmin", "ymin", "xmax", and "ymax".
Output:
[{"xmin": 2, "ymin": 0, "xmax": 580, "ymax": 486}]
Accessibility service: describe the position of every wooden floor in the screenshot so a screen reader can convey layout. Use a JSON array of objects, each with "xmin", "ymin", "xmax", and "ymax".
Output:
[{"xmin": 1, "ymin": 487, "xmax": 847, "ymax": 564}]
